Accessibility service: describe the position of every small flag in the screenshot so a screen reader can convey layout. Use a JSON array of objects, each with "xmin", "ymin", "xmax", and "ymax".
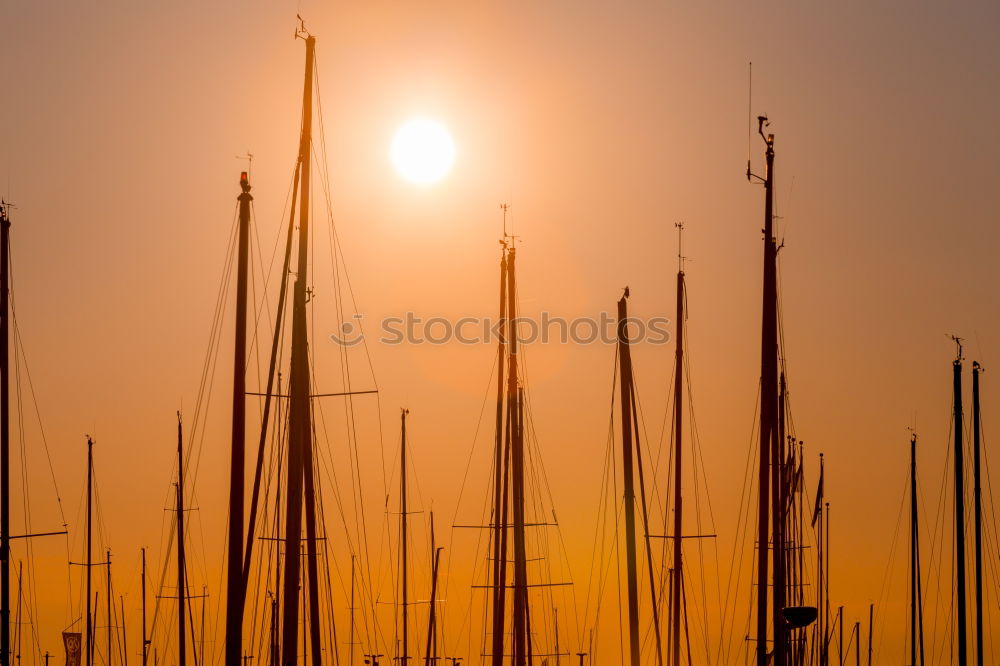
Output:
[
  {"xmin": 63, "ymin": 632, "xmax": 82, "ymax": 666},
  {"xmin": 811, "ymin": 464, "xmax": 824, "ymax": 527}
]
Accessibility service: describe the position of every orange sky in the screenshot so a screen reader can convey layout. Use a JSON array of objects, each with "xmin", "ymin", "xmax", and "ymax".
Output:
[{"xmin": 1, "ymin": 1, "xmax": 999, "ymax": 664}]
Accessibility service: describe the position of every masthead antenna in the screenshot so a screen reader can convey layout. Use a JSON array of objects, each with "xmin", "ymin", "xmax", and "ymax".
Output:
[
  {"xmin": 500, "ymin": 203, "xmax": 518, "ymax": 248},
  {"xmin": 746, "ymin": 61, "xmax": 752, "ymax": 181},
  {"xmin": 758, "ymin": 114, "xmax": 771, "ymax": 143},
  {"xmin": 295, "ymin": 15, "xmax": 310, "ymax": 40},
  {"xmin": 675, "ymin": 222, "xmax": 686, "ymax": 273},
  {"xmin": 951, "ymin": 334, "xmax": 965, "ymax": 362}
]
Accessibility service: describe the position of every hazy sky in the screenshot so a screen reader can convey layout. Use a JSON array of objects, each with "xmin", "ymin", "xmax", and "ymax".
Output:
[{"xmin": 1, "ymin": 1, "xmax": 998, "ymax": 664}]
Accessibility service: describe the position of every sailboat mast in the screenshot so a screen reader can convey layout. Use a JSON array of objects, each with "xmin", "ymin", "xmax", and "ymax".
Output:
[
  {"xmin": 774, "ymin": 368, "xmax": 788, "ymax": 666},
  {"xmin": 490, "ymin": 242, "xmax": 509, "ymax": 666},
  {"xmin": 0, "ymin": 204, "xmax": 9, "ymax": 666},
  {"xmin": 507, "ymin": 250, "xmax": 530, "ymax": 666},
  {"xmin": 909, "ymin": 434, "xmax": 923, "ymax": 666},
  {"xmin": 616, "ymin": 290, "xmax": 641, "ymax": 666},
  {"xmin": 669, "ymin": 229, "xmax": 685, "ymax": 666},
  {"xmin": 177, "ymin": 415, "xmax": 186, "ymax": 666},
  {"xmin": 971, "ymin": 362, "xmax": 983, "ymax": 666},
  {"xmin": 514, "ymin": 386, "xmax": 532, "ymax": 666},
  {"xmin": 400, "ymin": 409, "xmax": 410, "ymax": 664},
  {"xmin": 280, "ymin": 32, "xmax": 317, "ymax": 666},
  {"xmin": 141, "ymin": 548, "xmax": 148, "ymax": 666},
  {"xmin": 106, "ymin": 550, "xmax": 112, "ymax": 666},
  {"xmin": 226, "ymin": 170, "xmax": 252, "ymax": 666},
  {"xmin": 952, "ymin": 344, "xmax": 967, "ymax": 666},
  {"xmin": 755, "ymin": 118, "xmax": 779, "ymax": 666},
  {"xmin": 425, "ymin": 515, "xmax": 442, "ymax": 666},
  {"xmin": 86, "ymin": 437, "xmax": 94, "ymax": 666}
]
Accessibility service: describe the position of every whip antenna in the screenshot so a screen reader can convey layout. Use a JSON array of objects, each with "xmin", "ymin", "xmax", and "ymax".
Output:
[{"xmin": 746, "ymin": 61, "xmax": 752, "ymax": 181}]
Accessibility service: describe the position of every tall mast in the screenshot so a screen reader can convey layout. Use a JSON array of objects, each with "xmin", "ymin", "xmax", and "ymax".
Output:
[
  {"xmin": 751, "ymin": 116, "xmax": 779, "ymax": 666},
  {"xmin": 86, "ymin": 438, "xmax": 94, "ymax": 666},
  {"xmin": 507, "ymin": 249, "xmax": 530, "ymax": 666},
  {"xmin": 490, "ymin": 237, "xmax": 509, "ymax": 666},
  {"xmin": 0, "ymin": 203, "xmax": 9, "ymax": 666},
  {"xmin": 952, "ymin": 341, "xmax": 967, "ymax": 666},
  {"xmin": 177, "ymin": 415, "xmax": 186, "ymax": 666},
  {"xmin": 616, "ymin": 290, "xmax": 641, "ymax": 666},
  {"xmin": 909, "ymin": 434, "xmax": 924, "ymax": 666},
  {"xmin": 669, "ymin": 225, "xmax": 685, "ymax": 666},
  {"xmin": 971, "ymin": 362, "xmax": 983, "ymax": 666},
  {"xmin": 226, "ymin": 170, "xmax": 252, "ymax": 666},
  {"xmin": 281, "ymin": 30, "xmax": 320, "ymax": 666},
  {"xmin": 141, "ymin": 548, "xmax": 148, "ymax": 666},
  {"xmin": 400, "ymin": 409, "xmax": 410, "ymax": 665},
  {"xmin": 773, "ymin": 368, "xmax": 787, "ymax": 666},
  {"xmin": 512, "ymin": 385, "xmax": 531, "ymax": 666},
  {"xmin": 824, "ymin": 502, "xmax": 830, "ymax": 666},
  {"xmin": 425, "ymin": 514, "xmax": 442, "ymax": 666},
  {"xmin": 106, "ymin": 550, "xmax": 112, "ymax": 666},
  {"xmin": 816, "ymin": 461, "xmax": 824, "ymax": 666}
]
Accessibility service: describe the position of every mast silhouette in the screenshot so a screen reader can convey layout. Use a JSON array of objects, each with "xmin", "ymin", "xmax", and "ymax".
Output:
[
  {"xmin": 750, "ymin": 115, "xmax": 779, "ymax": 666},
  {"xmin": 399, "ymin": 409, "xmax": 411, "ymax": 665},
  {"xmin": 0, "ymin": 203, "xmax": 8, "ymax": 666},
  {"xmin": 281, "ymin": 29, "xmax": 322, "ymax": 666},
  {"xmin": 141, "ymin": 548, "xmax": 148, "ymax": 666},
  {"xmin": 425, "ymin": 514, "xmax": 442, "ymax": 666},
  {"xmin": 669, "ymin": 225, "xmax": 685, "ymax": 666},
  {"xmin": 952, "ymin": 341, "xmax": 967, "ymax": 666},
  {"xmin": 177, "ymin": 414, "xmax": 187, "ymax": 666},
  {"xmin": 226, "ymin": 170, "xmax": 252, "ymax": 666},
  {"xmin": 510, "ymin": 257, "xmax": 528, "ymax": 666},
  {"xmin": 971, "ymin": 362, "xmax": 983, "ymax": 666},
  {"xmin": 106, "ymin": 550, "xmax": 112, "ymax": 666},
  {"xmin": 909, "ymin": 434, "xmax": 925, "ymax": 666},
  {"xmin": 489, "ymin": 234, "xmax": 532, "ymax": 666},
  {"xmin": 490, "ymin": 227, "xmax": 509, "ymax": 666},
  {"xmin": 488, "ymin": 233, "xmax": 530, "ymax": 666},
  {"xmin": 512, "ymin": 391, "xmax": 530, "ymax": 666},
  {"xmin": 616, "ymin": 290, "xmax": 641, "ymax": 666},
  {"xmin": 86, "ymin": 437, "xmax": 94, "ymax": 666}
]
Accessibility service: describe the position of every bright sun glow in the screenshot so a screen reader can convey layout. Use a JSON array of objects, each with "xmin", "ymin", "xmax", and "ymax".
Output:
[{"xmin": 390, "ymin": 117, "xmax": 456, "ymax": 185}]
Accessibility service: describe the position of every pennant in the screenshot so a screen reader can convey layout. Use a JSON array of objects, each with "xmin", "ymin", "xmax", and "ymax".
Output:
[
  {"xmin": 811, "ymin": 466, "xmax": 824, "ymax": 527},
  {"xmin": 63, "ymin": 632, "xmax": 82, "ymax": 666}
]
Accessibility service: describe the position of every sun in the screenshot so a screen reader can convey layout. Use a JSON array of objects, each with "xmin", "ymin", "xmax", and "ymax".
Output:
[{"xmin": 390, "ymin": 117, "xmax": 456, "ymax": 186}]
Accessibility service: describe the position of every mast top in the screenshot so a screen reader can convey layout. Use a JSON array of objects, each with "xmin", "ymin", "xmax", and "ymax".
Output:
[
  {"xmin": 757, "ymin": 115, "xmax": 774, "ymax": 147},
  {"xmin": 295, "ymin": 15, "xmax": 312, "ymax": 40},
  {"xmin": 951, "ymin": 335, "xmax": 964, "ymax": 363},
  {"xmin": 675, "ymin": 222, "xmax": 686, "ymax": 274},
  {"xmin": 500, "ymin": 202, "xmax": 519, "ymax": 248},
  {"xmin": 239, "ymin": 171, "xmax": 252, "ymax": 196}
]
